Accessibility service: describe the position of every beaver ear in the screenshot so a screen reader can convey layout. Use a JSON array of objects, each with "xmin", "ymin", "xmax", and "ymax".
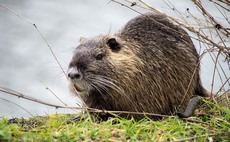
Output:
[
  {"xmin": 79, "ymin": 36, "xmax": 87, "ymax": 43},
  {"xmin": 107, "ymin": 38, "xmax": 121, "ymax": 52}
]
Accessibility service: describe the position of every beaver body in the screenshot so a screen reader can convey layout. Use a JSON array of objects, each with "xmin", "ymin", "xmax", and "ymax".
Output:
[{"xmin": 68, "ymin": 13, "xmax": 208, "ymax": 119}]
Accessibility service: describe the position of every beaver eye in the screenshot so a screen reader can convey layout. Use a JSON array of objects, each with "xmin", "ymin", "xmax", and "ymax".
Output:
[
  {"xmin": 107, "ymin": 38, "xmax": 120, "ymax": 51},
  {"xmin": 95, "ymin": 53, "xmax": 104, "ymax": 60}
]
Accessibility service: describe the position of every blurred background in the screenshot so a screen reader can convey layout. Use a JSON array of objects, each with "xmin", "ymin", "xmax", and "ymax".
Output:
[{"xmin": 0, "ymin": 0, "xmax": 229, "ymax": 118}]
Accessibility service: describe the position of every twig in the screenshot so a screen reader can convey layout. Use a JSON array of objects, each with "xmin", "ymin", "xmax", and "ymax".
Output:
[
  {"xmin": 216, "ymin": 77, "xmax": 230, "ymax": 94},
  {"xmin": 212, "ymin": 0, "xmax": 230, "ymax": 12},
  {"xmin": 116, "ymin": 1, "xmax": 229, "ymax": 66},
  {"xmin": 0, "ymin": 111, "xmax": 16, "ymax": 118},
  {"xmin": 0, "ymin": 86, "xmax": 81, "ymax": 110},
  {"xmin": 112, "ymin": 0, "xmax": 204, "ymax": 45},
  {"xmin": 179, "ymin": 61, "xmax": 200, "ymax": 106},
  {"xmin": 174, "ymin": 133, "xmax": 219, "ymax": 142},
  {"xmin": 116, "ymin": 0, "xmax": 230, "ymax": 58},
  {"xmin": 0, "ymin": 4, "xmax": 33, "ymax": 25},
  {"xmin": 139, "ymin": 0, "xmax": 228, "ymax": 51},
  {"xmin": 216, "ymin": 0, "xmax": 230, "ymax": 5},
  {"xmin": 42, "ymin": 82, "xmax": 68, "ymax": 106},
  {"xmin": 194, "ymin": 0, "xmax": 229, "ymax": 35},
  {"xmin": 0, "ymin": 85, "xmax": 169, "ymax": 117},
  {"xmin": 210, "ymin": 51, "xmax": 221, "ymax": 103},
  {"xmin": 0, "ymin": 86, "xmax": 210, "ymax": 123},
  {"xmin": 0, "ymin": 97, "xmax": 34, "ymax": 117}
]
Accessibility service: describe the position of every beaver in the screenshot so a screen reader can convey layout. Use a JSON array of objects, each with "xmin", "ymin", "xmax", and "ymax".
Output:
[{"xmin": 68, "ymin": 13, "xmax": 209, "ymax": 120}]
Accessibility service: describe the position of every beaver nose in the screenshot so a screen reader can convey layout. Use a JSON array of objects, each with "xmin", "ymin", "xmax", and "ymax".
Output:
[
  {"xmin": 67, "ymin": 69, "xmax": 82, "ymax": 81},
  {"xmin": 68, "ymin": 72, "xmax": 81, "ymax": 80}
]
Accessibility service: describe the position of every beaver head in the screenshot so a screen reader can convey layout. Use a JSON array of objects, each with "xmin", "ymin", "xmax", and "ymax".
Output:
[{"xmin": 68, "ymin": 35, "xmax": 143, "ymax": 111}]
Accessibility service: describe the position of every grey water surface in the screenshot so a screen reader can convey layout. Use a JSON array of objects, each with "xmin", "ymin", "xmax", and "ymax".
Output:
[{"xmin": 0, "ymin": 0, "xmax": 229, "ymax": 118}]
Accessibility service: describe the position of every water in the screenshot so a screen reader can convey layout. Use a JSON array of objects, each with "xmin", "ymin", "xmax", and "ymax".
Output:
[{"xmin": 0, "ymin": 0, "xmax": 229, "ymax": 118}]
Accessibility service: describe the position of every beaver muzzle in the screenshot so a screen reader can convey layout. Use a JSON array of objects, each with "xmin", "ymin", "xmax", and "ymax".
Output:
[{"xmin": 68, "ymin": 68, "xmax": 85, "ymax": 92}]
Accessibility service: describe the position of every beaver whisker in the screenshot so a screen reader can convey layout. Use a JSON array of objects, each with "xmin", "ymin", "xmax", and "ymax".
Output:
[
  {"xmin": 88, "ymin": 76, "xmax": 124, "ymax": 96},
  {"xmin": 88, "ymin": 76, "xmax": 139, "ymax": 111},
  {"xmin": 90, "ymin": 78, "xmax": 111, "ymax": 95},
  {"xmin": 89, "ymin": 82, "xmax": 107, "ymax": 99}
]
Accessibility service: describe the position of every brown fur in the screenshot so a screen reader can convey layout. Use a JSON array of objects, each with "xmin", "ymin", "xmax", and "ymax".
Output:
[{"xmin": 68, "ymin": 13, "xmax": 209, "ymax": 120}]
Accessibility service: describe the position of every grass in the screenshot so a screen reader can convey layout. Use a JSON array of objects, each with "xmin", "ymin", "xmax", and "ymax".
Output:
[{"xmin": 1, "ymin": 99, "xmax": 230, "ymax": 142}]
